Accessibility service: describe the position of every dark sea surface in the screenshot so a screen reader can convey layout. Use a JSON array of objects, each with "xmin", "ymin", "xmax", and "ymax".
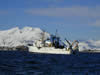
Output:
[{"xmin": 0, "ymin": 51, "xmax": 100, "ymax": 75}]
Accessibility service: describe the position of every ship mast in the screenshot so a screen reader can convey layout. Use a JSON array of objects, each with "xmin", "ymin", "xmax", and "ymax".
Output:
[
  {"xmin": 55, "ymin": 29, "xmax": 58, "ymax": 37},
  {"xmin": 41, "ymin": 30, "xmax": 45, "ymax": 47}
]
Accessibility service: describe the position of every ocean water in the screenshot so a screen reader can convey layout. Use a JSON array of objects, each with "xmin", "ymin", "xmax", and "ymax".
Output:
[{"xmin": 0, "ymin": 51, "xmax": 100, "ymax": 75}]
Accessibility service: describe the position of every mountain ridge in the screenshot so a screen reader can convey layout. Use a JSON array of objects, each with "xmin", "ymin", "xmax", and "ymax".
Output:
[
  {"xmin": 0, "ymin": 27, "xmax": 50, "ymax": 47},
  {"xmin": 0, "ymin": 27, "xmax": 100, "ymax": 51}
]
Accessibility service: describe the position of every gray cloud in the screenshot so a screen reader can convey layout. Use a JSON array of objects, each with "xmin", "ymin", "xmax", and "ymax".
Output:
[
  {"xmin": 0, "ymin": 10, "xmax": 8, "ymax": 15},
  {"xmin": 44, "ymin": 0, "xmax": 64, "ymax": 2},
  {"xmin": 91, "ymin": 19, "xmax": 100, "ymax": 26},
  {"xmin": 25, "ymin": 6, "xmax": 100, "ymax": 18},
  {"xmin": 25, "ymin": 6, "xmax": 100, "ymax": 26},
  {"xmin": 96, "ymin": 20, "xmax": 100, "ymax": 26}
]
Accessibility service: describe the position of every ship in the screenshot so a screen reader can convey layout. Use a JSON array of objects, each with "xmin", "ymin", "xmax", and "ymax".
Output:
[{"xmin": 28, "ymin": 30, "xmax": 79, "ymax": 54}]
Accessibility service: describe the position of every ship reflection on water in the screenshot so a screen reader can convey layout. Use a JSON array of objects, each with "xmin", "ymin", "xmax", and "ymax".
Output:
[{"xmin": 0, "ymin": 51, "xmax": 100, "ymax": 75}]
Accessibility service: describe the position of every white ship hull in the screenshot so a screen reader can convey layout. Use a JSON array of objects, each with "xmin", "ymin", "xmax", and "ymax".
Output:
[{"xmin": 28, "ymin": 46, "xmax": 72, "ymax": 54}]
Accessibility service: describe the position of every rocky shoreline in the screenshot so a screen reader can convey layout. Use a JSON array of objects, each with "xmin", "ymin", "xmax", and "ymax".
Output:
[{"xmin": 0, "ymin": 46, "xmax": 28, "ymax": 51}]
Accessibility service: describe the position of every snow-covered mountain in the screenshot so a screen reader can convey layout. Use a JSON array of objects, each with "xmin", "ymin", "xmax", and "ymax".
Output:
[
  {"xmin": 79, "ymin": 40, "xmax": 100, "ymax": 51},
  {"xmin": 0, "ymin": 27, "xmax": 100, "ymax": 51},
  {"xmin": 0, "ymin": 27, "xmax": 50, "ymax": 47}
]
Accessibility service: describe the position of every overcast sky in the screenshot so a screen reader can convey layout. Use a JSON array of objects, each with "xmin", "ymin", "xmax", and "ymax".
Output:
[{"xmin": 0, "ymin": 0, "xmax": 100, "ymax": 40}]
